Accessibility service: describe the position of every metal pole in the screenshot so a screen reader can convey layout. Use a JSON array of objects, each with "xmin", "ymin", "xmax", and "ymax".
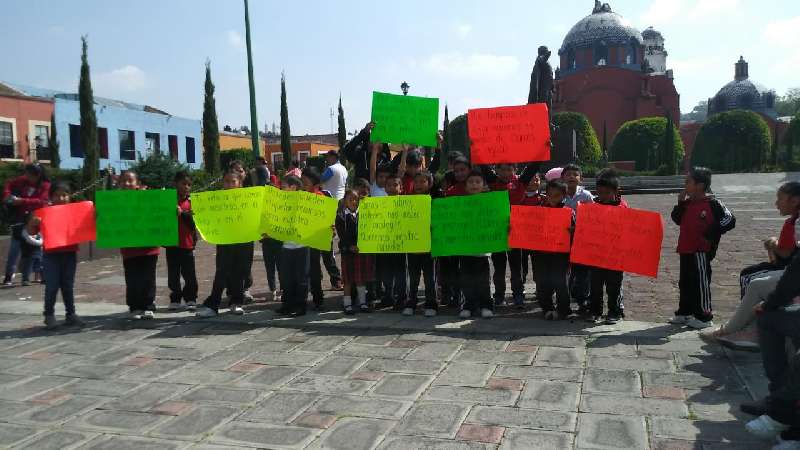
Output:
[{"xmin": 244, "ymin": 0, "xmax": 260, "ymax": 159}]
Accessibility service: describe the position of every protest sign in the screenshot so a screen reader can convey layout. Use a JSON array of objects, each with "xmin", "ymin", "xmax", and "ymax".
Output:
[
  {"xmin": 358, "ymin": 195, "xmax": 431, "ymax": 253},
  {"xmin": 508, "ymin": 205, "xmax": 572, "ymax": 253},
  {"xmin": 468, "ymin": 103, "xmax": 551, "ymax": 165},
  {"xmin": 261, "ymin": 187, "xmax": 338, "ymax": 250},
  {"xmin": 431, "ymin": 191, "xmax": 510, "ymax": 257},
  {"xmin": 370, "ymin": 91, "xmax": 439, "ymax": 147},
  {"xmin": 34, "ymin": 201, "xmax": 96, "ymax": 251},
  {"xmin": 570, "ymin": 203, "xmax": 663, "ymax": 278},
  {"xmin": 95, "ymin": 190, "xmax": 178, "ymax": 248},
  {"xmin": 192, "ymin": 187, "xmax": 265, "ymax": 245}
]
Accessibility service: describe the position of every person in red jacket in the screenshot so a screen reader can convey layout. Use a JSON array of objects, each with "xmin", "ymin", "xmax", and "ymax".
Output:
[
  {"xmin": 3, "ymin": 164, "xmax": 51, "ymax": 285},
  {"xmin": 166, "ymin": 171, "xmax": 198, "ymax": 311},
  {"xmin": 670, "ymin": 167, "xmax": 736, "ymax": 329}
]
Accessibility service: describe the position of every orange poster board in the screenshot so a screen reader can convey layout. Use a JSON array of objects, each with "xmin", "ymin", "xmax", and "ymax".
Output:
[
  {"xmin": 467, "ymin": 103, "xmax": 551, "ymax": 165},
  {"xmin": 570, "ymin": 203, "xmax": 663, "ymax": 278},
  {"xmin": 34, "ymin": 201, "xmax": 97, "ymax": 251},
  {"xmin": 508, "ymin": 205, "xmax": 572, "ymax": 253}
]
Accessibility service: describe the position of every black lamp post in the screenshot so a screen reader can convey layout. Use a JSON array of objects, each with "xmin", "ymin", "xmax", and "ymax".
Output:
[{"xmin": 400, "ymin": 81, "xmax": 410, "ymax": 96}]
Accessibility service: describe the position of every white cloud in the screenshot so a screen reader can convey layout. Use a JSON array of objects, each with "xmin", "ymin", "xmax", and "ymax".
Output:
[
  {"xmin": 227, "ymin": 30, "xmax": 245, "ymax": 52},
  {"xmin": 763, "ymin": 16, "xmax": 800, "ymax": 47},
  {"xmin": 95, "ymin": 65, "xmax": 147, "ymax": 93},
  {"xmin": 453, "ymin": 23, "xmax": 472, "ymax": 40},
  {"xmin": 639, "ymin": 0, "xmax": 739, "ymax": 26},
  {"xmin": 688, "ymin": 0, "xmax": 739, "ymax": 21},
  {"xmin": 422, "ymin": 52, "xmax": 520, "ymax": 80},
  {"xmin": 640, "ymin": 0, "xmax": 682, "ymax": 26}
]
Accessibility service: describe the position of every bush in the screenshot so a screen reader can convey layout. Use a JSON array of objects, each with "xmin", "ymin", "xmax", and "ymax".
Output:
[
  {"xmin": 692, "ymin": 110, "xmax": 771, "ymax": 173},
  {"xmin": 552, "ymin": 112, "xmax": 602, "ymax": 165},
  {"xmin": 609, "ymin": 117, "xmax": 684, "ymax": 172},
  {"xmin": 447, "ymin": 114, "xmax": 470, "ymax": 162},
  {"xmin": 219, "ymin": 148, "xmax": 256, "ymax": 172},
  {"xmin": 784, "ymin": 112, "xmax": 800, "ymax": 166},
  {"xmin": 128, "ymin": 152, "xmax": 189, "ymax": 189}
]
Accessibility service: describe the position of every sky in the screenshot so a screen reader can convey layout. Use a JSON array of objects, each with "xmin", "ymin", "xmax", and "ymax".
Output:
[{"xmin": 2, "ymin": 0, "xmax": 798, "ymax": 135}]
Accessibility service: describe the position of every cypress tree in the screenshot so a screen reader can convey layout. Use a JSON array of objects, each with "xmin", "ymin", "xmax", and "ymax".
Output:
[
  {"xmin": 48, "ymin": 112, "xmax": 60, "ymax": 169},
  {"xmin": 280, "ymin": 72, "xmax": 291, "ymax": 170},
  {"xmin": 202, "ymin": 60, "xmax": 221, "ymax": 175},
  {"xmin": 79, "ymin": 36, "xmax": 99, "ymax": 199},
  {"xmin": 337, "ymin": 94, "xmax": 347, "ymax": 149},
  {"xmin": 663, "ymin": 113, "xmax": 675, "ymax": 173},
  {"xmin": 442, "ymin": 105, "xmax": 450, "ymax": 159}
]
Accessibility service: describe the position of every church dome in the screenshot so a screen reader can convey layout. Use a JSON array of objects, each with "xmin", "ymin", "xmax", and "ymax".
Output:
[
  {"xmin": 559, "ymin": 2, "xmax": 643, "ymax": 54},
  {"xmin": 708, "ymin": 56, "xmax": 777, "ymax": 118},
  {"xmin": 641, "ymin": 26, "xmax": 662, "ymax": 40}
]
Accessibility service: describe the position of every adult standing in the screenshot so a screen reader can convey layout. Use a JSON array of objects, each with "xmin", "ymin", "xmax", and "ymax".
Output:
[
  {"xmin": 3, "ymin": 164, "xmax": 51, "ymax": 286},
  {"xmin": 321, "ymin": 150, "xmax": 348, "ymax": 201}
]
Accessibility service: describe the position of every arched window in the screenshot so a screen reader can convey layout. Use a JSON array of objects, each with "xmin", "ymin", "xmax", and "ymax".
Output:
[
  {"xmin": 594, "ymin": 41, "xmax": 608, "ymax": 66},
  {"xmin": 627, "ymin": 39, "xmax": 638, "ymax": 65},
  {"xmin": 567, "ymin": 48, "xmax": 576, "ymax": 69}
]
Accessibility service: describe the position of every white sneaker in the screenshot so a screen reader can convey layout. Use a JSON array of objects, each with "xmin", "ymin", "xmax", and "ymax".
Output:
[
  {"xmin": 231, "ymin": 305, "xmax": 245, "ymax": 315},
  {"xmin": 195, "ymin": 306, "xmax": 217, "ymax": 318},
  {"xmin": 459, "ymin": 309, "xmax": 472, "ymax": 319},
  {"xmin": 481, "ymin": 308, "xmax": 494, "ymax": 319},
  {"xmin": 185, "ymin": 301, "xmax": 197, "ymax": 311},
  {"xmin": 668, "ymin": 315, "xmax": 691, "ymax": 325},
  {"xmin": 142, "ymin": 310, "xmax": 154, "ymax": 320},
  {"xmin": 168, "ymin": 302, "xmax": 181, "ymax": 311},
  {"xmin": 424, "ymin": 308, "xmax": 437, "ymax": 317},
  {"xmin": 129, "ymin": 310, "xmax": 144, "ymax": 320},
  {"xmin": 773, "ymin": 437, "xmax": 800, "ymax": 450},
  {"xmin": 686, "ymin": 317, "xmax": 713, "ymax": 330},
  {"xmin": 746, "ymin": 414, "xmax": 790, "ymax": 439},
  {"xmin": 402, "ymin": 307, "xmax": 414, "ymax": 316},
  {"xmin": 243, "ymin": 290, "xmax": 255, "ymax": 303}
]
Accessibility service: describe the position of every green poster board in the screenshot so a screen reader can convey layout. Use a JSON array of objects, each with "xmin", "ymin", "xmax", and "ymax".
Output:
[
  {"xmin": 261, "ymin": 187, "xmax": 338, "ymax": 250},
  {"xmin": 358, "ymin": 195, "xmax": 431, "ymax": 253},
  {"xmin": 431, "ymin": 191, "xmax": 510, "ymax": 257},
  {"xmin": 370, "ymin": 91, "xmax": 439, "ymax": 147},
  {"xmin": 95, "ymin": 189, "xmax": 178, "ymax": 248},
  {"xmin": 192, "ymin": 186, "xmax": 265, "ymax": 244}
]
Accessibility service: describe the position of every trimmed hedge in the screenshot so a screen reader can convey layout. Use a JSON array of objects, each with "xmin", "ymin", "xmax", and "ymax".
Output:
[
  {"xmin": 692, "ymin": 110, "xmax": 771, "ymax": 173},
  {"xmin": 552, "ymin": 112, "xmax": 601, "ymax": 165},
  {"xmin": 609, "ymin": 117, "xmax": 684, "ymax": 172}
]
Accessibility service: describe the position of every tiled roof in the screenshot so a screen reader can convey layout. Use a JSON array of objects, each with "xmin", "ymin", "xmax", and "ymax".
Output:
[{"xmin": 560, "ymin": 9, "xmax": 643, "ymax": 53}]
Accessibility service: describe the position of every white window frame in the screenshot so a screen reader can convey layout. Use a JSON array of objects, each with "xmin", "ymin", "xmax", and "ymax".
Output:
[
  {"xmin": 0, "ymin": 116, "xmax": 19, "ymax": 160},
  {"xmin": 28, "ymin": 120, "xmax": 50, "ymax": 162},
  {"xmin": 297, "ymin": 150, "xmax": 310, "ymax": 162}
]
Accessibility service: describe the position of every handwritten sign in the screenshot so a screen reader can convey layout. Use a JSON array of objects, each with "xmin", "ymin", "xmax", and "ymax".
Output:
[
  {"xmin": 192, "ymin": 187, "xmax": 265, "ymax": 244},
  {"xmin": 261, "ymin": 187, "xmax": 338, "ymax": 250},
  {"xmin": 570, "ymin": 203, "xmax": 663, "ymax": 278},
  {"xmin": 34, "ymin": 201, "xmax": 96, "ymax": 250},
  {"xmin": 370, "ymin": 91, "xmax": 439, "ymax": 147},
  {"xmin": 358, "ymin": 195, "xmax": 431, "ymax": 253},
  {"xmin": 468, "ymin": 103, "xmax": 551, "ymax": 164},
  {"xmin": 431, "ymin": 191, "xmax": 510, "ymax": 257},
  {"xmin": 95, "ymin": 190, "xmax": 178, "ymax": 248},
  {"xmin": 508, "ymin": 205, "xmax": 572, "ymax": 253}
]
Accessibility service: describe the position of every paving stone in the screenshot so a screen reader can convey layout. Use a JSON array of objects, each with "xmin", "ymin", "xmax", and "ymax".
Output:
[
  {"xmin": 405, "ymin": 342, "xmax": 462, "ymax": 361},
  {"xmin": 456, "ymin": 424, "xmax": 505, "ymax": 444},
  {"xmin": 249, "ymin": 327, "xmax": 298, "ymax": 341},
  {"xmin": 684, "ymin": 389, "xmax": 752, "ymax": 422},
  {"xmin": 309, "ymin": 356, "xmax": 368, "ymax": 377},
  {"xmin": 180, "ymin": 386, "xmax": 261, "ymax": 404},
  {"xmin": 352, "ymin": 333, "xmax": 401, "ymax": 346},
  {"xmin": 311, "ymin": 394, "xmax": 410, "ymax": 419},
  {"xmin": 339, "ymin": 344, "xmax": 412, "ymax": 359},
  {"xmin": 0, "ymin": 339, "xmax": 60, "ymax": 357},
  {"xmin": 518, "ymin": 380, "xmax": 581, "ymax": 412},
  {"xmin": 433, "ymin": 362, "xmax": 495, "ymax": 387},
  {"xmin": 0, "ymin": 398, "xmax": 33, "ymax": 419},
  {"xmin": 649, "ymin": 417, "xmax": 762, "ymax": 443},
  {"xmin": 498, "ymin": 429, "xmax": 573, "ymax": 450},
  {"xmin": 238, "ymin": 365, "xmax": 304, "ymax": 388},
  {"xmin": 533, "ymin": 347, "xmax": 585, "ymax": 368},
  {"xmin": 585, "ymin": 339, "xmax": 638, "ymax": 357},
  {"xmin": 90, "ymin": 347, "xmax": 141, "ymax": 364},
  {"xmin": 240, "ymin": 391, "xmax": 319, "ymax": 423},
  {"xmin": 583, "ymin": 369, "xmax": 642, "ymax": 396},
  {"xmin": 210, "ymin": 421, "xmax": 318, "ymax": 448},
  {"xmin": 394, "ymin": 401, "xmax": 470, "ymax": 438},
  {"xmin": 245, "ymin": 351, "xmax": 326, "ymax": 367},
  {"xmin": 17, "ymin": 395, "xmax": 101, "ymax": 425},
  {"xmin": 486, "ymin": 378, "xmax": 524, "ymax": 391},
  {"xmin": 425, "ymin": 385, "xmax": 519, "ymax": 406},
  {"xmin": 371, "ymin": 374, "xmax": 434, "ymax": 399},
  {"xmin": 151, "ymin": 347, "xmax": 213, "ymax": 361},
  {"xmin": 53, "ymin": 364, "xmax": 130, "ymax": 379},
  {"xmin": 4, "ymin": 354, "xmax": 81, "ymax": 375},
  {"xmin": 506, "ymin": 343, "xmax": 538, "ymax": 353},
  {"xmin": 119, "ymin": 359, "xmax": 187, "ymax": 381},
  {"xmin": 292, "ymin": 412, "xmax": 337, "ymax": 429},
  {"xmin": 308, "ymin": 417, "xmax": 394, "ymax": 450},
  {"xmin": 576, "ymin": 413, "xmax": 648, "ymax": 450},
  {"xmin": 494, "ymin": 365, "xmax": 583, "ymax": 382},
  {"xmin": 55, "ymin": 341, "xmax": 117, "ymax": 356},
  {"xmin": 294, "ymin": 335, "xmax": 352, "ymax": 353},
  {"xmin": 397, "ymin": 333, "xmax": 467, "ymax": 344},
  {"xmin": 80, "ymin": 435, "xmax": 187, "ymax": 450},
  {"xmin": 650, "ymin": 438, "xmax": 701, "ymax": 450},
  {"xmin": 644, "ymin": 386, "xmax": 687, "ymax": 400},
  {"xmin": 150, "ymin": 401, "xmax": 193, "ymax": 416},
  {"xmin": 61, "ymin": 378, "xmax": 142, "ymax": 397},
  {"xmin": 194, "ymin": 349, "xmax": 252, "ymax": 371},
  {"xmin": 161, "ymin": 367, "xmax": 246, "ymax": 385},
  {"xmin": 14, "ymin": 430, "xmax": 94, "ymax": 450},
  {"xmin": 351, "ymin": 370, "xmax": 385, "ymax": 381},
  {"xmin": 364, "ymin": 358, "xmax": 445, "ymax": 375},
  {"xmin": 70, "ymin": 409, "xmax": 167, "ymax": 433},
  {"xmin": 467, "ymin": 405, "xmax": 576, "ymax": 432},
  {"xmin": 123, "ymin": 356, "xmax": 155, "ymax": 367},
  {"xmin": 0, "ymin": 375, "xmax": 73, "ymax": 401},
  {"xmin": 238, "ymin": 340, "xmax": 301, "ymax": 353},
  {"xmin": 153, "ymin": 405, "xmax": 239, "ymax": 439},
  {"xmin": 643, "ymin": 371, "xmax": 746, "ymax": 391},
  {"xmin": 0, "ymin": 422, "xmax": 38, "ymax": 446},
  {"xmin": 513, "ymin": 335, "xmax": 586, "ymax": 348},
  {"xmin": 462, "ymin": 338, "xmax": 510, "ymax": 352},
  {"xmin": 388, "ymin": 339, "xmax": 423, "ymax": 348},
  {"xmin": 29, "ymin": 389, "xmax": 70, "ymax": 405},
  {"xmin": 0, "ymin": 372, "xmax": 29, "ymax": 387},
  {"xmin": 227, "ymin": 362, "xmax": 266, "ymax": 372},
  {"xmin": 454, "ymin": 349, "xmax": 534, "ymax": 365},
  {"xmin": 378, "ymin": 435, "xmax": 495, "ymax": 450},
  {"xmin": 285, "ymin": 375, "xmax": 374, "ymax": 394},
  {"xmin": 104, "ymin": 382, "xmax": 191, "ymax": 412},
  {"xmin": 580, "ymin": 394, "xmax": 689, "ymax": 418},
  {"xmin": 588, "ymin": 355, "xmax": 674, "ymax": 372}
]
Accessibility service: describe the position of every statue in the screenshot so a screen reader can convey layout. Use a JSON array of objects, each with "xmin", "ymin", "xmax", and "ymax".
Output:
[
  {"xmin": 593, "ymin": 0, "xmax": 613, "ymax": 13},
  {"xmin": 528, "ymin": 45, "xmax": 554, "ymax": 115}
]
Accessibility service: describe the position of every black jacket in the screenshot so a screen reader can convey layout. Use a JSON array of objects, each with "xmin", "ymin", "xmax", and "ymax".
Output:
[
  {"xmin": 764, "ymin": 251, "xmax": 800, "ymax": 311},
  {"xmin": 339, "ymin": 127, "xmax": 390, "ymax": 181},
  {"xmin": 335, "ymin": 209, "xmax": 358, "ymax": 255}
]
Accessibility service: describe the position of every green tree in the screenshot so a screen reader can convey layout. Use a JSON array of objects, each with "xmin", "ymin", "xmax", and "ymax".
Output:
[
  {"xmin": 48, "ymin": 112, "xmax": 60, "ymax": 169},
  {"xmin": 552, "ymin": 112, "xmax": 601, "ymax": 165},
  {"xmin": 78, "ymin": 36, "xmax": 99, "ymax": 199},
  {"xmin": 776, "ymin": 88, "xmax": 800, "ymax": 117},
  {"xmin": 680, "ymin": 100, "xmax": 708, "ymax": 122},
  {"xmin": 609, "ymin": 117, "xmax": 683, "ymax": 172},
  {"xmin": 279, "ymin": 72, "xmax": 291, "ymax": 171},
  {"xmin": 784, "ymin": 112, "xmax": 800, "ymax": 167},
  {"xmin": 692, "ymin": 110, "xmax": 771, "ymax": 173},
  {"xmin": 441, "ymin": 105, "xmax": 450, "ymax": 162},
  {"xmin": 448, "ymin": 114, "xmax": 469, "ymax": 160},
  {"xmin": 337, "ymin": 94, "xmax": 347, "ymax": 149},
  {"xmin": 130, "ymin": 152, "xmax": 189, "ymax": 189},
  {"xmin": 202, "ymin": 60, "xmax": 221, "ymax": 175},
  {"xmin": 662, "ymin": 113, "xmax": 676, "ymax": 174}
]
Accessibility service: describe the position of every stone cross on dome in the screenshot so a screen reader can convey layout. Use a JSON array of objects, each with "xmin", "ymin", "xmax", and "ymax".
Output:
[{"xmin": 593, "ymin": 0, "xmax": 613, "ymax": 13}]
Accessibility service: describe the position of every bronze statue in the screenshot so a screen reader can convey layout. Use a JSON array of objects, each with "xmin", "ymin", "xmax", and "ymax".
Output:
[{"xmin": 528, "ymin": 45, "xmax": 554, "ymax": 115}]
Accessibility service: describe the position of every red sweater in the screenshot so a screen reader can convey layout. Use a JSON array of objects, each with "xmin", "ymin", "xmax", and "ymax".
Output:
[
  {"xmin": 778, "ymin": 213, "xmax": 799, "ymax": 251},
  {"xmin": 2, "ymin": 176, "xmax": 50, "ymax": 222},
  {"xmin": 176, "ymin": 197, "xmax": 196, "ymax": 250},
  {"xmin": 445, "ymin": 181, "xmax": 467, "ymax": 197}
]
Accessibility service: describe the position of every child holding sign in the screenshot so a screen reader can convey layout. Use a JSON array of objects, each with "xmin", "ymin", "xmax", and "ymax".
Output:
[
  {"xmin": 562, "ymin": 163, "xmax": 594, "ymax": 314},
  {"xmin": 275, "ymin": 176, "xmax": 311, "ymax": 316},
  {"xmin": 439, "ymin": 157, "xmax": 472, "ymax": 308},
  {"xmin": 166, "ymin": 171, "xmax": 198, "ymax": 311},
  {"xmin": 536, "ymin": 179, "xmax": 575, "ymax": 320},
  {"xmin": 404, "ymin": 171, "xmax": 438, "ymax": 317},
  {"xmin": 336, "ymin": 189, "xmax": 373, "ymax": 314},
  {"xmin": 377, "ymin": 173, "xmax": 408, "ymax": 309},
  {"xmin": 303, "ymin": 167, "xmax": 342, "ymax": 309},
  {"xmin": 458, "ymin": 169, "xmax": 494, "ymax": 319}
]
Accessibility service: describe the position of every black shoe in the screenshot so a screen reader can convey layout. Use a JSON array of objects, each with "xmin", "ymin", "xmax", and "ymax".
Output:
[
  {"xmin": 292, "ymin": 308, "xmax": 307, "ymax": 317},
  {"xmin": 344, "ymin": 305, "xmax": 355, "ymax": 315},
  {"xmin": 377, "ymin": 299, "xmax": 394, "ymax": 309},
  {"xmin": 276, "ymin": 306, "xmax": 293, "ymax": 315},
  {"xmin": 740, "ymin": 398, "xmax": 767, "ymax": 416},
  {"xmin": 359, "ymin": 304, "xmax": 371, "ymax": 313}
]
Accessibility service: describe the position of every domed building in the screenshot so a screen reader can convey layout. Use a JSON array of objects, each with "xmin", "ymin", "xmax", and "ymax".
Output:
[
  {"xmin": 552, "ymin": 1, "xmax": 680, "ymax": 159},
  {"xmin": 707, "ymin": 56, "xmax": 777, "ymax": 118}
]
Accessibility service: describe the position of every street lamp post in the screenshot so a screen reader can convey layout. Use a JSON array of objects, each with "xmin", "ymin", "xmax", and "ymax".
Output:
[{"xmin": 400, "ymin": 81, "xmax": 410, "ymax": 96}]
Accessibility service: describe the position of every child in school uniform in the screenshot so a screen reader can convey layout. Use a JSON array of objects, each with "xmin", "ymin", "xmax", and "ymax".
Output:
[
  {"xmin": 669, "ymin": 167, "xmax": 736, "ymax": 329},
  {"xmin": 195, "ymin": 171, "xmax": 252, "ymax": 318},
  {"xmin": 458, "ymin": 169, "xmax": 495, "ymax": 319},
  {"xmin": 403, "ymin": 170, "xmax": 438, "ymax": 317},
  {"xmin": 562, "ymin": 163, "xmax": 594, "ymax": 313},
  {"xmin": 536, "ymin": 179, "xmax": 575, "ymax": 320},
  {"xmin": 512, "ymin": 171, "xmax": 544, "ymax": 287},
  {"xmin": 587, "ymin": 169, "xmax": 628, "ymax": 324},
  {"xmin": 15, "ymin": 212, "xmax": 43, "ymax": 285},
  {"xmin": 336, "ymin": 189, "xmax": 374, "ymax": 315},
  {"xmin": 439, "ymin": 156, "xmax": 472, "ymax": 308},
  {"xmin": 118, "ymin": 170, "xmax": 160, "ymax": 320},
  {"xmin": 302, "ymin": 167, "xmax": 336, "ymax": 310},
  {"xmin": 41, "ymin": 182, "xmax": 84, "ymax": 329},
  {"xmin": 377, "ymin": 173, "xmax": 408, "ymax": 310},
  {"xmin": 275, "ymin": 176, "xmax": 311, "ymax": 316},
  {"xmin": 166, "ymin": 171, "xmax": 199, "ymax": 311}
]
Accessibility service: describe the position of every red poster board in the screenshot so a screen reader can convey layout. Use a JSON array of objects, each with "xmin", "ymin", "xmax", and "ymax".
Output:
[
  {"xmin": 570, "ymin": 203, "xmax": 663, "ymax": 278},
  {"xmin": 468, "ymin": 103, "xmax": 551, "ymax": 165},
  {"xmin": 508, "ymin": 205, "xmax": 572, "ymax": 253},
  {"xmin": 34, "ymin": 201, "xmax": 97, "ymax": 251}
]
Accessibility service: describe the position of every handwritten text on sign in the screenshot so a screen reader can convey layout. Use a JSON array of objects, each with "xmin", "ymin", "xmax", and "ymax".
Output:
[
  {"xmin": 468, "ymin": 103, "xmax": 551, "ymax": 164},
  {"xmin": 570, "ymin": 203, "xmax": 664, "ymax": 278},
  {"xmin": 261, "ymin": 187, "xmax": 338, "ymax": 250},
  {"xmin": 192, "ymin": 187, "xmax": 265, "ymax": 245},
  {"xmin": 431, "ymin": 191, "xmax": 510, "ymax": 257},
  {"xmin": 95, "ymin": 190, "xmax": 178, "ymax": 248},
  {"xmin": 508, "ymin": 205, "xmax": 572, "ymax": 253},
  {"xmin": 34, "ymin": 201, "xmax": 96, "ymax": 251},
  {"xmin": 370, "ymin": 91, "xmax": 439, "ymax": 147},
  {"xmin": 358, "ymin": 195, "xmax": 431, "ymax": 253}
]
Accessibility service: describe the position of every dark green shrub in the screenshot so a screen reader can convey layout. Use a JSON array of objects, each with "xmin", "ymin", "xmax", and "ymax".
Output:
[
  {"xmin": 552, "ymin": 112, "xmax": 601, "ymax": 165},
  {"xmin": 219, "ymin": 148, "xmax": 256, "ymax": 172},
  {"xmin": 692, "ymin": 110, "xmax": 771, "ymax": 173},
  {"xmin": 609, "ymin": 117, "xmax": 684, "ymax": 172}
]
